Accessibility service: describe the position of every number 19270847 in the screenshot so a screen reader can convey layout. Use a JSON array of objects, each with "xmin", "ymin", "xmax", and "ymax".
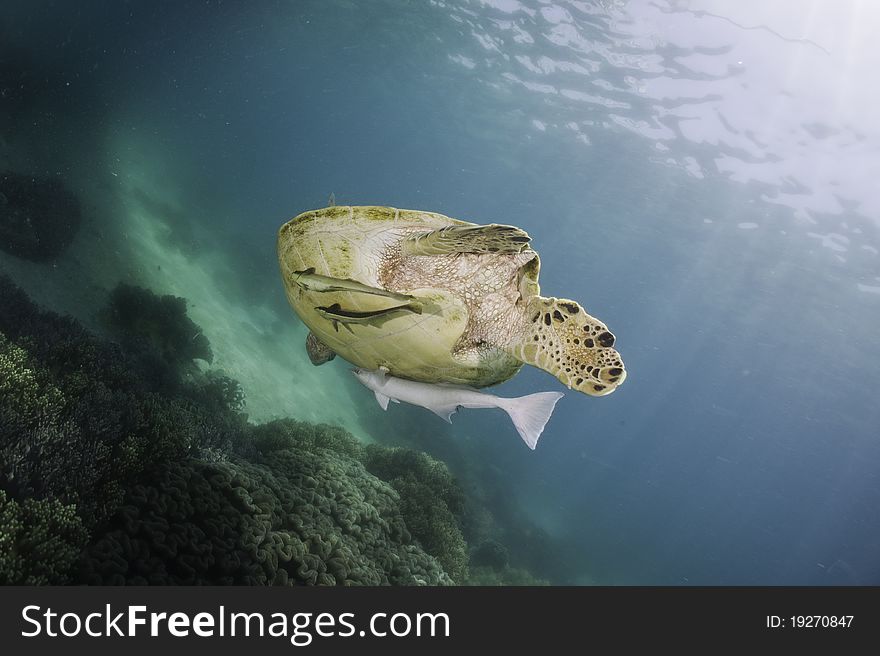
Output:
[{"xmin": 766, "ymin": 615, "xmax": 853, "ymax": 628}]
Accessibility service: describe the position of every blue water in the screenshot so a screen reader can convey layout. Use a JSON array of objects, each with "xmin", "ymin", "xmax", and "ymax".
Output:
[{"xmin": 2, "ymin": 0, "xmax": 879, "ymax": 585}]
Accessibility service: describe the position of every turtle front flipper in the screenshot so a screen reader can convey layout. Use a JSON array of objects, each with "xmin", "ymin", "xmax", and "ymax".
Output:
[
  {"xmin": 401, "ymin": 224, "xmax": 532, "ymax": 256},
  {"xmin": 306, "ymin": 331, "xmax": 336, "ymax": 365},
  {"xmin": 510, "ymin": 296, "xmax": 626, "ymax": 397}
]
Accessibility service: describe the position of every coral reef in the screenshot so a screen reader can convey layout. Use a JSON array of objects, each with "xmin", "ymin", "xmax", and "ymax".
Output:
[
  {"xmin": 0, "ymin": 171, "xmax": 82, "ymax": 261},
  {"xmin": 0, "ymin": 273, "xmax": 461, "ymax": 585},
  {"xmin": 363, "ymin": 445, "xmax": 468, "ymax": 581},
  {"xmin": 80, "ymin": 418, "xmax": 453, "ymax": 585},
  {"xmin": 250, "ymin": 418, "xmax": 365, "ymax": 461},
  {"xmin": 464, "ymin": 539, "xmax": 548, "ymax": 585},
  {"xmin": 0, "ymin": 274, "xmax": 241, "ymax": 527},
  {"xmin": 99, "ymin": 283, "xmax": 213, "ymax": 365},
  {"xmin": 353, "ymin": 381, "xmax": 561, "ymax": 583},
  {"xmin": 471, "ymin": 539, "xmax": 510, "ymax": 570},
  {"xmin": 0, "ymin": 490, "xmax": 87, "ymax": 585},
  {"xmin": 0, "ymin": 272, "xmax": 554, "ymax": 586},
  {"xmin": 79, "ymin": 450, "xmax": 450, "ymax": 586},
  {"xmin": 465, "ymin": 565, "xmax": 549, "ymax": 586}
]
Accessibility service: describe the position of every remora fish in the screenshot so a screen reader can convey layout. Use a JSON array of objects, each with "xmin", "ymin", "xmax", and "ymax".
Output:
[
  {"xmin": 292, "ymin": 267, "xmax": 416, "ymax": 302},
  {"xmin": 316, "ymin": 302, "xmax": 421, "ymax": 333},
  {"xmin": 352, "ymin": 368, "xmax": 563, "ymax": 449}
]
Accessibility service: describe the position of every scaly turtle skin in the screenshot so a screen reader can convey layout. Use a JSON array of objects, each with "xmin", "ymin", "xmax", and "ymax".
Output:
[{"xmin": 277, "ymin": 206, "xmax": 625, "ymax": 396}]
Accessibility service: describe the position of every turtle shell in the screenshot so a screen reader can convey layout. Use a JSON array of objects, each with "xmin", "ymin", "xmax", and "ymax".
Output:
[{"xmin": 277, "ymin": 206, "xmax": 534, "ymax": 386}]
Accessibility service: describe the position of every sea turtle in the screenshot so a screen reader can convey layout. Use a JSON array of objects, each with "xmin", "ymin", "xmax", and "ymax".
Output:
[{"xmin": 277, "ymin": 205, "xmax": 626, "ymax": 397}]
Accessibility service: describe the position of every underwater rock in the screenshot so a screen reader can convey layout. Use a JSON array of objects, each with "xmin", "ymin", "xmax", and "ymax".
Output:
[
  {"xmin": 100, "ymin": 283, "xmax": 213, "ymax": 365},
  {"xmin": 0, "ymin": 171, "xmax": 82, "ymax": 261}
]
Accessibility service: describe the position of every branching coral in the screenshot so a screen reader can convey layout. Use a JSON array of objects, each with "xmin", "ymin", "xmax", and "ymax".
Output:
[
  {"xmin": 0, "ymin": 490, "xmax": 88, "ymax": 584},
  {"xmin": 0, "ymin": 331, "xmax": 85, "ymax": 501},
  {"xmin": 0, "ymin": 323, "xmax": 231, "ymax": 525}
]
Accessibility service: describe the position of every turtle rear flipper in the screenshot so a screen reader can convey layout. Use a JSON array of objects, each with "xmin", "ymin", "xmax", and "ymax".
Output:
[
  {"xmin": 306, "ymin": 331, "xmax": 336, "ymax": 365},
  {"xmin": 402, "ymin": 224, "xmax": 531, "ymax": 256},
  {"xmin": 510, "ymin": 296, "xmax": 626, "ymax": 397}
]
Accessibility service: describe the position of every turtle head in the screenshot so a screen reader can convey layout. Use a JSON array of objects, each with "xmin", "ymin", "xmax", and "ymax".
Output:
[{"xmin": 510, "ymin": 296, "xmax": 626, "ymax": 397}]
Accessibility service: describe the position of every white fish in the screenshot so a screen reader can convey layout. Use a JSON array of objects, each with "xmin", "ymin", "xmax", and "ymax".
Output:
[{"xmin": 352, "ymin": 368, "xmax": 564, "ymax": 450}]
